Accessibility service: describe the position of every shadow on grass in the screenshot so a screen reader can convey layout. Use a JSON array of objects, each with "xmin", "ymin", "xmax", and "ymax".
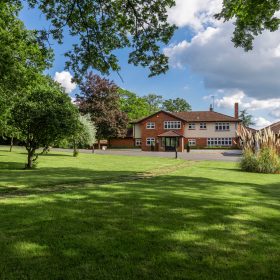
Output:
[{"xmin": 0, "ymin": 167, "xmax": 280, "ymax": 279}]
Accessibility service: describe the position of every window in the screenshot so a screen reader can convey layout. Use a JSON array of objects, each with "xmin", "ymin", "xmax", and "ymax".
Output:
[
  {"xmin": 200, "ymin": 123, "xmax": 207, "ymax": 129},
  {"xmin": 146, "ymin": 122, "xmax": 155, "ymax": 129},
  {"xmin": 164, "ymin": 121, "xmax": 181, "ymax": 129},
  {"xmin": 215, "ymin": 122, "xmax": 230, "ymax": 131},
  {"xmin": 207, "ymin": 138, "xmax": 232, "ymax": 147},
  {"xmin": 135, "ymin": 139, "xmax": 141, "ymax": 146},
  {"xmin": 146, "ymin": 137, "xmax": 155, "ymax": 146},
  {"xmin": 188, "ymin": 123, "xmax": 196, "ymax": 129},
  {"xmin": 188, "ymin": 139, "xmax": 196, "ymax": 146}
]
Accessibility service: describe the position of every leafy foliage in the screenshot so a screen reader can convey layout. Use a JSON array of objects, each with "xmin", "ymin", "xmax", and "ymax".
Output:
[
  {"xmin": 70, "ymin": 114, "xmax": 96, "ymax": 156},
  {"xmin": 239, "ymin": 109, "xmax": 255, "ymax": 127},
  {"xmin": 10, "ymin": 77, "xmax": 79, "ymax": 168},
  {"xmin": 143, "ymin": 93, "xmax": 163, "ymax": 114},
  {"xmin": 162, "ymin": 98, "xmax": 191, "ymax": 112},
  {"xmin": 20, "ymin": 0, "xmax": 176, "ymax": 80},
  {"xmin": 118, "ymin": 89, "xmax": 150, "ymax": 121},
  {"xmin": 216, "ymin": 0, "xmax": 280, "ymax": 51},
  {"xmin": 77, "ymin": 73, "xmax": 128, "ymax": 143}
]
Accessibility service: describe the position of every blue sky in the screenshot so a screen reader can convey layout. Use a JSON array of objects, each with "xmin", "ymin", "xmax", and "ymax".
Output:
[{"xmin": 20, "ymin": 1, "xmax": 280, "ymax": 128}]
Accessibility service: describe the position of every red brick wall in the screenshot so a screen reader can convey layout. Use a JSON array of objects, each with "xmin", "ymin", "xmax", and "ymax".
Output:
[
  {"xmin": 140, "ymin": 112, "xmax": 185, "ymax": 152},
  {"xmin": 109, "ymin": 138, "xmax": 134, "ymax": 148},
  {"xmin": 184, "ymin": 137, "xmax": 239, "ymax": 148}
]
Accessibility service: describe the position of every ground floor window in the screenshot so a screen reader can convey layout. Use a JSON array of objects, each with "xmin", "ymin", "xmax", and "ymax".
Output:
[
  {"xmin": 188, "ymin": 139, "xmax": 196, "ymax": 146},
  {"xmin": 146, "ymin": 137, "xmax": 155, "ymax": 146},
  {"xmin": 207, "ymin": 138, "xmax": 232, "ymax": 146},
  {"xmin": 135, "ymin": 139, "xmax": 141, "ymax": 146}
]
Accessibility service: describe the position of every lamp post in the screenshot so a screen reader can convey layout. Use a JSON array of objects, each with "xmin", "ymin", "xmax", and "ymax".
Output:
[{"xmin": 175, "ymin": 137, "xmax": 178, "ymax": 159}]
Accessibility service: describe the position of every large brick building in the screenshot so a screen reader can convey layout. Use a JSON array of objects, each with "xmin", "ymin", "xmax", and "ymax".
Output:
[
  {"xmin": 111, "ymin": 103, "xmax": 242, "ymax": 152},
  {"xmin": 128, "ymin": 103, "xmax": 241, "ymax": 151}
]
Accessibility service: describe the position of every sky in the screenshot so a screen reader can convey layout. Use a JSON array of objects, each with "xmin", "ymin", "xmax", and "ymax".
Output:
[{"xmin": 20, "ymin": 0, "xmax": 280, "ymax": 129}]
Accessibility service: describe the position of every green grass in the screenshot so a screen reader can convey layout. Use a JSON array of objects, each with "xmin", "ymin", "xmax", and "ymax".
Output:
[{"xmin": 0, "ymin": 147, "xmax": 280, "ymax": 279}]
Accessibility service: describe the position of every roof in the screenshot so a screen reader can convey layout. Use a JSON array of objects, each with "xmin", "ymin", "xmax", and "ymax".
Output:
[
  {"xmin": 170, "ymin": 111, "xmax": 240, "ymax": 122},
  {"xmin": 131, "ymin": 110, "xmax": 240, "ymax": 124},
  {"xmin": 158, "ymin": 130, "xmax": 184, "ymax": 137},
  {"xmin": 264, "ymin": 121, "xmax": 280, "ymax": 135}
]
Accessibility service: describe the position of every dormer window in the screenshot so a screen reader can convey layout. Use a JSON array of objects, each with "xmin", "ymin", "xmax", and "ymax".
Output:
[{"xmin": 146, "ymin": 122, "xmax": 155, "ymax": 129}]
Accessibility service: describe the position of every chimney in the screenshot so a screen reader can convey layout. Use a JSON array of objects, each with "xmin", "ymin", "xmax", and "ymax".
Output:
[
  {"xmin": 234, "ymin": 102, "xmax": 239, "ymax": 119},
  {"xmin": 209, "ymin": 104, "xmax": 213, "ymax": 112}
]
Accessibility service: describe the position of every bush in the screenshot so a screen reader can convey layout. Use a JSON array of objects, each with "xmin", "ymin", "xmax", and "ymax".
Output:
[{"xmin": 240, "ymin": 148, "xmax": 280, "ymax": 174}]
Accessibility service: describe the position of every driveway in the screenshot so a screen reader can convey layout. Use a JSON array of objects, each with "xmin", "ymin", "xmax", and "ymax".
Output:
[{"xmin": 54, "ymin": 148, "xmax": 242, "ymax": 162}]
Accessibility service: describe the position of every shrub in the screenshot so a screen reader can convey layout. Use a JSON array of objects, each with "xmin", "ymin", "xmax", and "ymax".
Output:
[
  {"xmin": 240, "ymin": 149, "xmax": 258, "ymax": 172},
  {"xmin": 240, "ymin": 147, "xmax": 280, "ymax": 174}
]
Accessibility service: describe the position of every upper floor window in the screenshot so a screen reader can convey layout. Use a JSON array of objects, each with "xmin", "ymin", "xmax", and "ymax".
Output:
[
  {"xmin": 146, "ymin": 122, "xmax": 155, "ymax": 129},
  {"xmin": 215, "ymin": 122, "xmax": 230, "ymax": 131},
  {"xmin": 200, "ymin": 123, "xmax": 207, "ymax": 129},
  {"xmin": 188, "ymin": 123, "xmax": 196, "ymax": 129},
  {"xmin": 164, "ymin": 121, "xmax": 181, "ymax": 129}
]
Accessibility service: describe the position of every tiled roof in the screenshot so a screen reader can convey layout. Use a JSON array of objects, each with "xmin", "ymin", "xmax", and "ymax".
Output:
[
  {"xmin": 170, "ymin": 111, "xmax": 240, "ymax": 122},
  {"xmin": 264, "ymin": 121, "xmax": 280, "ymax": 135},
  {"xmin": 131, "ymin": 110, "xmax": 240, "ymax": 124},
  {"xmin": 158, "ymin": 130, "xmax": 184, "ymax": 137}
]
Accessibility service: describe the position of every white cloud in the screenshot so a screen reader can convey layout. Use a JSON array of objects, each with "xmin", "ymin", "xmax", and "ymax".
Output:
[
  {"xmin": 168, "ymin": 0, "xmax": 222, "ymax": 31},
  {"xmin": 54, "ymin": 71, "xmax": 77, "ymax": 94},
  {"xmin": 165, "ymin": 1, "xmax": 280, "ymax": 100},
  {"xmin": 253, "ymin": 117, "xmax": 272, "ymax": 129}
]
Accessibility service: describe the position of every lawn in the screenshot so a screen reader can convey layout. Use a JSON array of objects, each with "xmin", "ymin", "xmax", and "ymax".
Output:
[{"xmin": 0, "ymin": 147, "xmax": 280, "ymax": 280}]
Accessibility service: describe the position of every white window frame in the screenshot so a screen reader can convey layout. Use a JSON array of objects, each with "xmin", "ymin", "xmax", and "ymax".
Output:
[
  {"xmin": 146, "ymin": 137, "xmax": 155, "ymax": 146},
  {"xmin": 215, "ymin": 122, "xmax": 230, "ymax": 131},
  {"xmin": 200, "ymin": 123, "xmax": 207, "ymax": 129},
  {"xmin": 164, "ymin": 121, "xmax": 181, "ymax": 129},
  {"xmin": 188, "ymin": 139, "xmax": 196, "ymax": 146},
  {"xmin": 135, "ymin": 139, "xmax": 142, "ymax": 146},
  {"xmin": 207, "ymin": 138, "xmax": 232, "ymax": 147},
  {"xmin": 188, "ymin": 123, "xmax": 196, "ymax": 129},
  {"xmin": 146, "ymin": 122, "xmax": 155, "ymax": 129}
]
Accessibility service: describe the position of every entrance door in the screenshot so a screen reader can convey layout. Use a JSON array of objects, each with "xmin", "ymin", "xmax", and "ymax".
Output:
[{"xmin": 164, "ymin": 137, "xmax": 177, "ymax": 151}]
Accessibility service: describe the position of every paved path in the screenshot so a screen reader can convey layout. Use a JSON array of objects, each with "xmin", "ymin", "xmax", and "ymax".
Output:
[{"xmin": 54, "ymin": 148, "xmax": 242, "ymax": 162}]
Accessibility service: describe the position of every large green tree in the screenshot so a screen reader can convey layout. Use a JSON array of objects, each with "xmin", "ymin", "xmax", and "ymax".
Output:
[
  {"xmin": 77, "ymin": 73, "xmax": 128, "ymax": 148},
  {"xmin": 118, "ymin": 89, "xmax": 150, "ymax": 121},
  {"xmin": 162, "ymin": 98, "xmax": 191, "ymax": 112},
  {"xmin": 11, "ymin": 0, "xmax": 176, "ymax": 80},
  {"xmin": 143, "ymin": 93, "xmax": 163, "ymax": 114},
  {"xmin": 0, "ymin": 2, "xmax": 53, "ymax": 140},
  {"xmin": 216, "ymin": 0, "xmax": 280, "ymax": 51},
  {"xmin": 10, "ymin": 77, "xmax": 79, "ymax": 168}
]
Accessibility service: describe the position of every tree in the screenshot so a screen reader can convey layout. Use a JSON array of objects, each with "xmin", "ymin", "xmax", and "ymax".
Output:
[
  {"xmin": 143, "ymin": 94, "xmax": 163, "ymax": 114},
  {"xmin": 239, "ymin": 109, "xmax": 255, "ymax": 127},
  {"xmin": 10, "ymin": 78, "xmax": 79, "ymax": 168},
  {"xmin": 118, "ymin": 89, "xmax": 150, "ymax": 121},
  {"xmin": 0, "ymin": 3, "xmax": 53, "ymax": 92},
  {"xmin": 162, "ymin": 98, "xmax": 191, "ymax": 112},
  {"xmin": 216, "ymin": 1, "xmax": 280, "ymax": 51},
  {"xmin": 71, "ymin": 114, "xmax": 96, "ymax": 156},
  {"xmin": 77, "ymin": 73, "xmax": 128, "ymax": 148},
  {"xmin": 14, "ymin": 0, "xmax": 176, "ymax": 80},
  {"xmin": 0, "ymin": 3, "xmax": 53, "ymax": 140}
]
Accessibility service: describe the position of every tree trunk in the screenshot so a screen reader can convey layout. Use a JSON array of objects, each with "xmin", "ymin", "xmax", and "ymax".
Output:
[
  {"xmin": 73, "ymin": 140, "xmax": 78, "ymax": 157},
  {"xmin": 26, "ymin": 149, "xmax": 35, "ymax": 169},
  {"xmin": 98, "ymin": 139, "xmax": 101, "ymax": 150},
  {"xmin": 9, "ymin": 137, "xmax": 13, "ymax": 152}
]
